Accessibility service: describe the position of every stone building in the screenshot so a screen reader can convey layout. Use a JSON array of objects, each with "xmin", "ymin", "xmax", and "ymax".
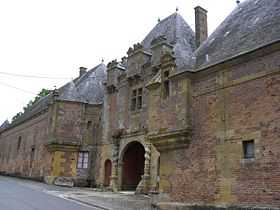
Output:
[
  {"xmin": 0, "ymin": 64, "xmax": 106, "ymax": 186},
  {"xmin": 94, "ymin": 0, "xmax": 280, "ymax": 208},
  {"xmin": 1, "ymin": 0, "xmax": 280, "ymax": 208}
]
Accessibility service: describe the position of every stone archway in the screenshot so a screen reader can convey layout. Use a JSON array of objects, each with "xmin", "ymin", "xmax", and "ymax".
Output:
[
  {"xmin": 121, "ymin": 141, "xmax": 145, "ymax": 191},
  {"xmin": 104, "ymin": 159, "xmax": 112, "ymax": 187}
]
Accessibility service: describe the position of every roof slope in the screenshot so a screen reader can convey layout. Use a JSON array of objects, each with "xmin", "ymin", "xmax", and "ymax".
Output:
[
  {"xmin": 0, "ymin": 120, "xmax": 10, "ymax": 132},
  {"xmin": 58, "ymin": 63, "xmax": 107, "ymax": 104},
  {"xmin": 3, "ymin": 63, "xmax": 106, "ymax": 131},
  {"xmin": 195, "ymin": 0, "xmax": 280, "ymax": 69},
  {"xmin": 141, "ymin": 13, "xmax": 196, "ymax": 70}
]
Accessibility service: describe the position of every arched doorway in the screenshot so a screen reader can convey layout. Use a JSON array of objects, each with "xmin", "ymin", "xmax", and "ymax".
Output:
[
  {"xmin": 121, "ymin": 142, "xmax": 145, "ymax": 191},
  {"xmin": 104, "ymin": 159, "xmax": 112, "ymax": 187}
]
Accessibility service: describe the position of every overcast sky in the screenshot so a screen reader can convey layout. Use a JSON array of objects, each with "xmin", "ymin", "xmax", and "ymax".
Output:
[{"xmin": 0, "ymin": 0, "xmax": 245, "ymax": 123}]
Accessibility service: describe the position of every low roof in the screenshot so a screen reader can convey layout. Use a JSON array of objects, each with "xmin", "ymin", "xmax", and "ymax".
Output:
[
  {"xmin": 58, "ymin": 63, "xmax": 106, "ymax": 104},
  {"xmin": 1, "ymin": 63, "xmax": 106, "ymax": 132}
]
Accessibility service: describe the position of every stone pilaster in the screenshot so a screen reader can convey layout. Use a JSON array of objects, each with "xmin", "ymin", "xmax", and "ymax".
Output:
[{"xmin": 110, "ymin": 139, "xmax": 120, "ymax": 192}]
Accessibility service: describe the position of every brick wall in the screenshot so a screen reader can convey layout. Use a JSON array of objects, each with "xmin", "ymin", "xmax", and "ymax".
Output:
[{"xmin": 163, "ymin": 49, "xmax": 280, "ymax": 207}]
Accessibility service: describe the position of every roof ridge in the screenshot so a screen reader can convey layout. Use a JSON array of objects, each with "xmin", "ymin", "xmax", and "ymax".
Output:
[
  {"xmin": 74, "ymin": 63, "xmax": 105, "ymax": 86},
  {"xmin": 157, "ymin": 12, "xmax": 177, "ymax": 25}
]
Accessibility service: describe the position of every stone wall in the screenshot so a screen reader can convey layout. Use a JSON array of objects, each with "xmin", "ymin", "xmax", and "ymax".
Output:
[
  {"xmin": 0, "ymin": 100, "xmax": 103, "ymax": 186},
  {"xmin": 161, "ymin": 49, "xmax": 280, "ymax": 207},
  {"xmin": 0, "ymin": 111, "xmax": 52, "ymax": 179}
]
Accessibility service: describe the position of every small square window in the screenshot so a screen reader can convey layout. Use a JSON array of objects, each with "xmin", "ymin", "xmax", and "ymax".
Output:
[{"xmin": 243, "ymin": 140, "xmax": 255, "ymax": 159}]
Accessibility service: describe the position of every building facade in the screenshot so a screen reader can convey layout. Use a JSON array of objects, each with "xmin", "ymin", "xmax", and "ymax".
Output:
[
  {"xmin": 1, "ymin": 0, "xmax": 280, "ymax": 208},
  {"xmin": 0, "ymin": 64, "xmax": 106, "ymax": 186},
  {"xmin": 94, "ymin": 0, "xmax": 280, "ymax": 208}
]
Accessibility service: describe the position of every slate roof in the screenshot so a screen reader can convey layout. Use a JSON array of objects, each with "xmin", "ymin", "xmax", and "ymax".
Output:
[
  {"xmin": 141, "ymin": 12, "xmax": 196, "ymax": 70},
  {"xmin": 0, "ymin": 120, "xmax": 10, "ymax": 132},
  {"xmin": 2, "ymin": 63, "xmax": 106, "ymax": 131},
  {"xmin": 58, "ymin": 63, "xmax": 107, "ymax": 104},
  {"xmin": 195, "ymin": 0, "xmax": 280, "ymax": 69}
]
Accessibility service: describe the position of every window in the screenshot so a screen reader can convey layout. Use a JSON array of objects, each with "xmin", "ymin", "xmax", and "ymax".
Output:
[
  {"xmin": 137, "ymin": 88, "xmax": 143, "ymax": 109},
  {"xmin": 131, "ymin": 89, "xmax": 137, "ymax": 111},
  {"xmin": 30, "ymin": 146, "xmax": 35, "ymax": 168},
  {"xmin": 17, "ymin": 136, "xmax": 22, "ymax": 151},
  {"xmin": 77, "ymin": 152, "xmax": 89, "ymax": 169},
  {"xmin": 131, "ymin": 88, "xmax": 143, "ymax": 111},
  {"xmin": 87, "ymin": 121, "xmax": 92, "ymax": 129},
  {"xmin": 163, "ymin": 71, "xmax": 170, "ymax": 98},
  {"xmin": 243, "ymin": 140, "xmax": 255, "ymax": 159}
]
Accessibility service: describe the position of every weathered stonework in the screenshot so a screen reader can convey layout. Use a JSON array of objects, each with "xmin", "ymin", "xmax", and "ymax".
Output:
[
  {"xmin": 0, "ymin": 1, "xmax": 280, "ymax": 209},
  {"xmin": 0, "ymin": 91, "xmax": 103, "ymax": 187}
]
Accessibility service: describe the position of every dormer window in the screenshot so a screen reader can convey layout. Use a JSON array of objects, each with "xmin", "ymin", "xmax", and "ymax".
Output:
[
  {"xmin": 131, "ymin": 88, "xmax": 143, "ymax": 111},
  {"xmin": 163, "ymin": 71, "xmax": 170, "ymax": 99}
]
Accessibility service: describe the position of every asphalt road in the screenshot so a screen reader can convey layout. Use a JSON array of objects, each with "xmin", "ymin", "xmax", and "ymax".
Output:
[{"xmin": 0, "ymin": 176, "xmax": 101, "ymax": 210}]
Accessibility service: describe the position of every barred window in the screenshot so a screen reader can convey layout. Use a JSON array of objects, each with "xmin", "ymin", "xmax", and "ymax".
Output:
[
  {"xmin": 243, "ymin": 140, "xmax": 255, "ymax": 159},
  {"xmin": 77, "ymin": 152, "xmax": 89, "ymax": 169}
]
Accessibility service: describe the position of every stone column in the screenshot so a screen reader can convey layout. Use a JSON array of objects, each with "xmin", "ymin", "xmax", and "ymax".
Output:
[
  {"xmin": 110, "ymin": 139, "xmax": 119, "ymax": 192},
  {"xmin": 136, "ymin": 140, "xmax": 152, "ymax": 194}
]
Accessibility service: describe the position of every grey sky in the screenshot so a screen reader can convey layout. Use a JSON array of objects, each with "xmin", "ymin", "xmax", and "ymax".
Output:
[{"xmin": 0, "ymin": 0, "xmax": 245, "ymax": 123}]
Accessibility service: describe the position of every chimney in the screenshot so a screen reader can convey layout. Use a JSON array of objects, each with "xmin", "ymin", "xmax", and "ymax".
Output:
[
  {"xmin": 195, "ymin": 6, "xmax": 208, "ymax": 48},
  {"xmin": 79, "ymin": 67, "xmax": 87, "ymax": 77}
]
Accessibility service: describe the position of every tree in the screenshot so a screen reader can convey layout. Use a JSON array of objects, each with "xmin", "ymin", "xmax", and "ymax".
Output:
[{"xmin": 12, "ymin": 88, "xmax": 51, "ymax": 122}]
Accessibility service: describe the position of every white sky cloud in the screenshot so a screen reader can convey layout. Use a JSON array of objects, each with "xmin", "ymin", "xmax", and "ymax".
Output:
[{"xmin": 0, "ymin": 0, "xmax": 245, "ymax": 123}]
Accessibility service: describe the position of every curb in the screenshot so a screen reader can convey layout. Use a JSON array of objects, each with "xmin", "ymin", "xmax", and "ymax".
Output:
[{"xmin": 66, "ymin": 196, "xmax": 113, "ymax": 210}]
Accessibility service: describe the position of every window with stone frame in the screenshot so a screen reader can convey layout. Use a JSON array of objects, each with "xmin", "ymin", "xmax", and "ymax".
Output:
[
  {"xmin": 87, "ymin": 121, "xmax": 92, "ymax": 129},
  {"xmin": 17, "ymin": 136, "xmax": 22, "ymax": 151},
  {"xmin": 131, "ymin": 88, "xmax": 143, "ymax": 111},
  {"xmin": 163, "ymin": 70, "xmax": 170, "ymax": 99},
  {"xmin": 77, "ymin": 151, "xmax": 89, "ymax": 169},
  {"xmin": 30, "ymin": 146, "xmax": 35, "ymax": 168},
  {"xmin": 137, "ymin": 88, "xmax": 143, "ymax": 109},
  {"xmin": 243, "ymin": 140, "xmax": 255, "ymax": 159}
]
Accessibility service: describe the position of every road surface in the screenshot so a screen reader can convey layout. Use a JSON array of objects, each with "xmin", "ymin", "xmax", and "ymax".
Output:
[{"xmin": 0, "ymin": 176, "xmax": 101, "ymax": 210}]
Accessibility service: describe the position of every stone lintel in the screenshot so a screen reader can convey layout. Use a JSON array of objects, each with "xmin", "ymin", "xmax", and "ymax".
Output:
[
  {"xmin": 45, "ymin": 142, "xmax": 81, "ymax": 152},
  {"xmin": 148, "ymin": 128, "xmax": 191, "ymax": 152}
]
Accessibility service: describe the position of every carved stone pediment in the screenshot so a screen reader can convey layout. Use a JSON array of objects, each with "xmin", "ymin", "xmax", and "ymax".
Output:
[
  {"xmin": 160, "ymin": 52, "xmax": 176, "ymax": 69},
  {"xmin": 127, "ymin": 62, "xmax": 142, "ymax": 80},
  {"xmin": 112, "ymin": 128, "xmax": 125, "ymax": 139},
  {"xmin": 151, "ymin": 35, "xmax": 167, "ymax": 47},
  {"xmin": 148, "ymin": 128, "xmax": 191, "ymax": 152},
  {"xmin": 145, "ymin": 71, "xmax": 161, "ymax": 90},
  {"xmin": 107, "ymin": 59, "xmax": 118, "ymax": 69},
  {"xmin": 127, "ymin": 43, "xmax": 144, "ymax": 57}
]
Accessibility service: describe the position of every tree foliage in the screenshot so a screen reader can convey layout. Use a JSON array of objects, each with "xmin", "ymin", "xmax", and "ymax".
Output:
[{"xmin": 12, "ymin": 88, "xmax": 51, "ymax": 122}]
